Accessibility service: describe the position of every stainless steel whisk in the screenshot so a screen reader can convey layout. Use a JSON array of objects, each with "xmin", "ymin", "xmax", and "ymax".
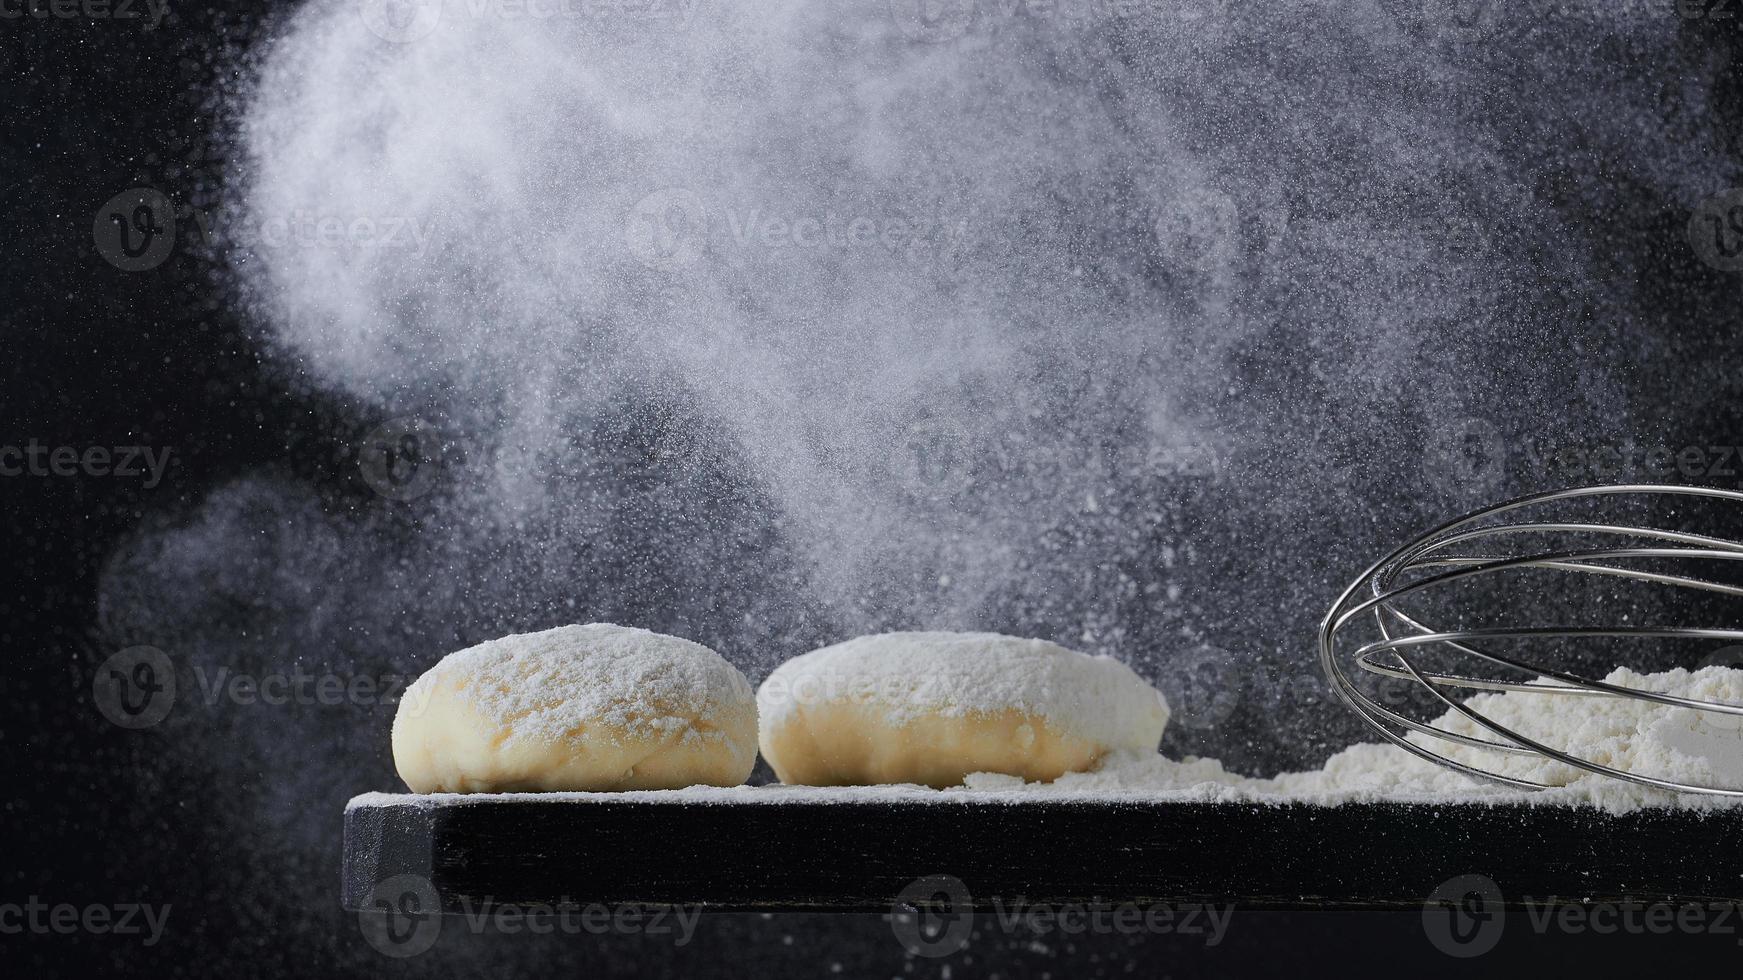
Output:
[{"xmin": 1319, "ymin": 484, "xmax": 1743, "ymax": 797}]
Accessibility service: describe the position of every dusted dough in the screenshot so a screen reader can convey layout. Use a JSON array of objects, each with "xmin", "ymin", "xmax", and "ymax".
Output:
[
  {"xmin": 393, "ymin": 623, "xmax": 757, "ymax": 793},
  {"xmin": 757, "ymin": 631, "xmax": 1169, "ymax": 788}
]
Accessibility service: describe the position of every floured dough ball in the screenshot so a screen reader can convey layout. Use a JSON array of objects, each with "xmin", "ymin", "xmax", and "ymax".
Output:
[
  {"xmin": 393, "ymin": 623, "xmax": 757, "ymax": 793},
  {"xmin": 757, "ymin": 631, "xmax": 1169, "ymax": 788}
]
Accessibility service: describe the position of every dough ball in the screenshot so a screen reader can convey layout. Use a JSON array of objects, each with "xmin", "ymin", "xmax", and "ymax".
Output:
[
  {"xmin": 393, "ymin": 623, "xmax": 757, "ymax": 793},
  {"xmin": 757, "ymin": 631, "xmax": 1168, "ymax": 788}
]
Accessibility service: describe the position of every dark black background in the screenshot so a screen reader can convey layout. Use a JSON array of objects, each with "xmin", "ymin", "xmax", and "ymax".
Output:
[{"xmin": 8, "ymin": 1, "xmax": 1743, "ymax": 976}]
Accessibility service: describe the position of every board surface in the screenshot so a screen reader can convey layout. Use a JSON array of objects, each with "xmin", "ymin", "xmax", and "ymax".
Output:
[{"xmin": 343, "ymin": 794, "xmax": 1743, "ymax": 913}]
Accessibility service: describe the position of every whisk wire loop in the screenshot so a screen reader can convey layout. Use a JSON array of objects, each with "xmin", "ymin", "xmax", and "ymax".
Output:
[{"xmin": 1320, "ymin": 485, "xmax": 1743, "ymax": 797}]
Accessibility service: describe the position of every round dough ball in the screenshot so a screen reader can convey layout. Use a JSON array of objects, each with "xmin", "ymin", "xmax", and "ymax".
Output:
[
  {"xmin": 757, "ymin": 631, "xmax": 1168, "ymax": 788},
  {"xmin": 393, "ymin": 623, "xmax": 757, "ymax": 793}
]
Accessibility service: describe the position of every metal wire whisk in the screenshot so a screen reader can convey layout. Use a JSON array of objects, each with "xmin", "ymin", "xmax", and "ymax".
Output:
[{"xmin": 1319, "ymin": 484, "xmax": 1743, "ymax": 797}]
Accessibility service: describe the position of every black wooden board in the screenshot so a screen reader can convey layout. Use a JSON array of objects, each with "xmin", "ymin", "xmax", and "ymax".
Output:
[{"xmin": 342, "ymin": 794, "xmax": 1743, "ymax": 913}]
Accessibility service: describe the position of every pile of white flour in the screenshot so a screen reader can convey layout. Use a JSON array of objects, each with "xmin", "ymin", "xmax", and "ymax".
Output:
[{"xmin": 967, "ymin": 664, "xmax": 1743, "ymax": 812}]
